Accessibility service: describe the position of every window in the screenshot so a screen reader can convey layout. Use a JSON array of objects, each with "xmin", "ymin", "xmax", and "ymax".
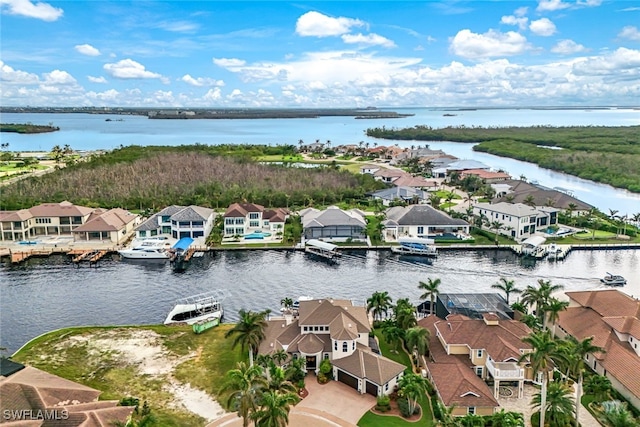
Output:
[
  {"xmin": 179, "ymin": 221, "xmax": 190, "ymax": 227},
  {"xmin": 324, "ymin": 354, "xmax": 329, "ymax": 360},
  {"xmin": 235, "ymin": 218, "xmax": 244, "ymax": 224},
  {"xmin": 249, "ymin": 221, "xmax": 260, "ymax": 227},
  {"xmin": 139, "ymin": 230, "xmax": 146, "ymax": 237},
  {"xmin": 72, "ymin": 216, "xmax": 83, "ymax": 225},
  {"xmin": 352, "ymin": 341, "xmax": 355, "ymax": 350},
  {"xmin": 343, "ymin": 342, "xmax": 348, "ymax": 352},
  {"xmin": 192, "ymin": 221, "xmax": 203, "ymax": 227},
  {"xmin": 225, "ymin": 218, "xmax": 234, "ymax": 225},
  {"xmin": 417, "ymin": 226, "xmax": 424, "ymax": 234},
  {"xmin": 293, "ymin": 354, "xmax": 298, "ymax": 360},
  {"xmin": 475, "ymin": 367, "xmax": 483, "ymax": 377},
  {"xmin": 303, "ymin": 326, "xmax": 308, "ymax": 332},
  {"xmin": 249, "ymin": 213, "xmax": 259, "ymax": 219},
  {"xmin": 314, "ymin": 326, "xmax": 319, "ymax": 331},
  {"xmin": 385, "ymin": 384, "xmax": 389, "ymax": 391},
  {"xmin": 468, "ymin": 407, "xmax": 476, "ymax": 415},
  {"xmin": 476, "ymin": 349, "xmax": 483, "ymax": 358},
  {"xmin": 334, "ymin": 341, "xmax": 338, "ymax": 351},
  {"xmin": 161, "ymin": 216, "xmax": 171, "ymax": 223}
]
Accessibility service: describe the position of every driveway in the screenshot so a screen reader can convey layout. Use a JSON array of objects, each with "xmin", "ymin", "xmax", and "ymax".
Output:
[{"xmin": 207, "ymin": 377, "xmax": 375, "ymax": 427}]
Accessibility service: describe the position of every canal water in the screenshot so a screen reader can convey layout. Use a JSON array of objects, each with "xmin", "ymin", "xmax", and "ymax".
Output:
[{"xmin": 1, "ymin": 248, "xmax": 638, "ymax": 354}]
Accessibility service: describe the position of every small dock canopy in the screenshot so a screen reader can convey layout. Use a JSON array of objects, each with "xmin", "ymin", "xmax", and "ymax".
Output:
[
  {"xmin": 398, "ymin": 237, "xmax": 435, "ymax": 246},
  {"xmin": 522, "ymin": 235, "xmax": 546, "ymax": 249},
  {"xmin": 305, "ymin": 239, "xmax": 338, "ymax": 252},
  {"xmin": 173, "ymin": 237, "xmax": 194, "ymax": 252}
]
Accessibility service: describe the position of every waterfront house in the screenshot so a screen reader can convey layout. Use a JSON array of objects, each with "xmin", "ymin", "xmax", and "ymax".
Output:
[
  {"xmin": 556, "ymin": 289, "xmax": 640, "ymax": 409},
  {"xmin": 459, "ymin": 169, "xmax": 511, "ymax": 184},
  {"xmin": 223, "ymin": 203, "xmax": 288, "ymax": 238},
  {"xmin": 368, "ymin": 186, "xmax": 430, "ymax": 206},
  {"xmin": 0, "ymin": 201, "xmax": 137, "ymax": 242},
  {"xmin": 72, "ymin": 208, "xmax": 139, "ymax": 244},
  {"xmin": 300, "ymin": 206, "xmax": 367, "ymax": 242},
  {"xmin": 259, "ymin": 298, "xmax": 406, "ymax": 397},
  {"xmin": 491, "ymin": 180, "xmax": 593, "ymax": 213},
  {"xmin": 472, "ymin": 202, "xmax": 559, "ymax": 240},
  {"xmin": 383, "ymin": 205, "xmax": 470, "ymax": 241},
  {"xmin": 418, "ymin": 313, "xmax": 533, "ymax": 416},
  {"xmin": 362, "ymin": 167, "xmax": 437, "ymax": 189},
  {"xmin": 0, "ymin": 360, "xmax": 134, "ymax": 426},
  {"xmin": 135, "ymin": 205, "xmax": 215, "ymax": 240}
]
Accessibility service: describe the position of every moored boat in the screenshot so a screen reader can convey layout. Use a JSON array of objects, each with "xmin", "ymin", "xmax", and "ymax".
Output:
[
  {"xmin": 391, "ymin": 237, "xmax": 437, "ymax": 257},
  {"xmin": 304, "ymin": 239, "xmax": 340, "ymax": 262},
  {"xmin": 164, "ymin": 291, "xmax": 226, "ymax": 325},
  {"xmin": 119, "ymin": 238, "xmax": 172, "ymax": 259},
  {"xmin": 600, "ymin": 273, "xmax": 626, "ymax": 287}
]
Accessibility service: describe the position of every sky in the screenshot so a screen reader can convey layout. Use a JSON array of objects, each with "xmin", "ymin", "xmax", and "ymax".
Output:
[{"xmin": 1, "ymin": 0, "xmax": 639, "ymax": 108}]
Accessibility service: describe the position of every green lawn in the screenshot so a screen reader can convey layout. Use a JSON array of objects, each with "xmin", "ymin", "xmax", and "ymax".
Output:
[
  {"xmin": 548, "ymin": 229, "xmax": 640, "ymax": 244},
  {"xmin": 12, "ymin": 324, "xmax": 244, "ymax": 427},
  {"xmin": 255, "ymin": 154, "xmax": 304, "ymax": 162}
]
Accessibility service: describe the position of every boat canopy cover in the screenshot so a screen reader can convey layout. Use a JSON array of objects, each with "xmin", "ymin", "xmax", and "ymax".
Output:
[
  {"xmin": 173, "ymin": 237, "xmax": 194, "ymax": 251},
  {"xmin": 305, "ymin": 239, "xmax": 338, "ymax": 251},
  {"xmin": 398, "ymin": 236, "xmax": 435, "ymax": 245},
  {"xmin": 522, "ymin": 235, "xmax": 546, "ymax": 248}
]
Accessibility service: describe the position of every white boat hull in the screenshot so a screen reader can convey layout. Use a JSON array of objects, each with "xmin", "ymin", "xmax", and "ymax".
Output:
[
  {"xmin": 119, "ymin": 249, "xmax": 169, "ymax": 259},
  {"xmin": 164, "ymin": 303, "xmax": 224, "ymax": 325},
  {"xmin": 391, "ymin": 245, "xmax": 437, "ymax": 256}
]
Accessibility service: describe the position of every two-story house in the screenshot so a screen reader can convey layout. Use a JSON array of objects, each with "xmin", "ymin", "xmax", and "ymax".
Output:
[
  {"xmin": 418, "ymin": 313, "xmax": 533, "ymax": 416},
  {"xmin": 556, "ymin": 289, "xmax": 640, "ymax": 409},
  {"xmin": 300, "ymin": 206, "xmax": 367, "ymax": 242},
  {"xmin": 135, "ymin": 205, "xmax": 215, "ymax": 240},
  {"xmin": 259, "ymin": 298, "xmax": 406, "ymax": 397},
  {"xmin": 473, "ymin": 202, "xmax": 558, "ymax": 240},
  {"xmin": 223, "ymin": 203, "xmax": 288, "ymax": 237},
  {"xmin": 383, "ymin": 205, "xmax": 470, "ymax": 241}
]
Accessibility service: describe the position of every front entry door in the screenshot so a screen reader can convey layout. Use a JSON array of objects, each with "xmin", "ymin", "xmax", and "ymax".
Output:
[{"xmin": 306, "ymin": 355, "xmax": 316, "ymax": 370}]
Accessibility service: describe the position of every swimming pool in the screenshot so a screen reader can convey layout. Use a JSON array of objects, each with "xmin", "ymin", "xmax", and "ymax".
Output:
[{"xmin": 244, "ymin": 231, "xmax": 272, "ymax": 239}]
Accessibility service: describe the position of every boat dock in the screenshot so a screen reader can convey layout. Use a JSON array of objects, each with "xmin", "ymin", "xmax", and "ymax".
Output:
[
  {"xmin": 304, "ymin": 239, "xmax": 341, "ymax": 262},
  {"xmin": 508, "ymin": 243, "xmax": 572, "ymax": 260},
  {"xmin": 70, "ymin": 249, "xmax": 110, "ymax": 267}
]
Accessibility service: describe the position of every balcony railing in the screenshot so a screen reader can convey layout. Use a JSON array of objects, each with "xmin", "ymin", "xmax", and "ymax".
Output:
[{"xmin": 485, "ymin": 358, "xmax": 524, "ymax": 380}]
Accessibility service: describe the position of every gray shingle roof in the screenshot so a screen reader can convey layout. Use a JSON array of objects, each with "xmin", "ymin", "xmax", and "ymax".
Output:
[
  {"xmin": 171, "ymin": 206, "xmax": 214, "ymax": 221},
  {"xmin": 370, "ymin": 186, "xmax": 429, "ymax": 201},
  {"xmin": 302, "ymin": 206, "xmax": 366, "ymax": 228},
  {"xmin": 385, "ymin": 205, "xmax": 469, "ymax": 227}
]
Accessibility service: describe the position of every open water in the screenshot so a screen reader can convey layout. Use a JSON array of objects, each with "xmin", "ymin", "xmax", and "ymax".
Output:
[
  {"xmin": 2, "ymin": 108, "xmax": 639, "ymax": 215},
  {"xmin": 1, "ymin": 248, "xmax": 639, "ymax": 354}
]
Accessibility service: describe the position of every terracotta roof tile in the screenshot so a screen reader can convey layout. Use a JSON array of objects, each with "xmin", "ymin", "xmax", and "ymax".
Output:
[
  {"xmin": 332, "ymin": 348, "xmax": 405, "ymax": 385},
  {"xmin": 427, "ymin": 360, "xmax": 498, "ymax": 408},
  {"xmin": 566, "ymin": 290, "xmax": 640, "ymax": 318}
]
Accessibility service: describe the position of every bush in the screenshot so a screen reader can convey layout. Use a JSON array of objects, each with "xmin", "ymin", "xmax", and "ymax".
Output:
[
  {"xmin": 397, "ymin": 397, "xmax": 419, "ymax": 418},
  {"xmin": 319, "ymin": 358, "xmax": 332, "ymax": 375},
  {"xmin": 376, "ymin": 395, "xmax": 391, "ymax": 412}
]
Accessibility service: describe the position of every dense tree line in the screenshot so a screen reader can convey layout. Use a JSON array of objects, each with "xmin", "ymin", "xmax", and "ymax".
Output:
[
  {"xmin": 0, "ymin": 122, "xmax": 60, "ymax": 133},
  {"xmin": 366, "ymin": 125, "xmax": 640, "ymax": 193},
  {"xmin": 0, "ymin": 145, "xmax": 385, "ymax": 210}
]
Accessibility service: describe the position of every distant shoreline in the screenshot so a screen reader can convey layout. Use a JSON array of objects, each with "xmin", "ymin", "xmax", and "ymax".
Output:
[{"xmin": 0, "ymin": 123, "xmax": 60, "ymax": 134}]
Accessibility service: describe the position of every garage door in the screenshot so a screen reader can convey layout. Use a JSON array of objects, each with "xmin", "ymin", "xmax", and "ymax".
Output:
[
  {"xmin": 365, "ymin": 381, "xmax": 379, "ymax": 396},
  {"xmin": 337, "ymin": 369, "xmax": 359, "ymax": 390}
]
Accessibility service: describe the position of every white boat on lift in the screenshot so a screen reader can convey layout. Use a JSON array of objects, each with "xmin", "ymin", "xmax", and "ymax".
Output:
[
  {"xmin": 391, "ymin": 237, "xmax": 437, "ymax": 256},
  {"xmin": 118, "ymin": 239, "xmax": 171, "ymax": 259},
  {"xmin": 164, "ymin": 291, "xmax": 226, "ymax": 325},
  {"xmin": 304, "ymin": 239, "xmax": 341, "ymax": 261},
  {"xmin": 600, "ymin": 273, "xmax": 626, "ymax": 287}
]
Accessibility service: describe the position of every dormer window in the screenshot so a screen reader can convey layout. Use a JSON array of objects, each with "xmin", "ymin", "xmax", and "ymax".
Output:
[
  {"xmin": 343, "ymin": 342, "xmax": 348, "ymax": 352},
  {"xmin": 334, "ymin": 341, "xmax": 338, "ymax": 351}
]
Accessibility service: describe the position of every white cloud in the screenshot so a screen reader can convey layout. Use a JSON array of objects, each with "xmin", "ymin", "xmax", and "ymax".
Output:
[
  {"xmin": 618, "ymin": 25, "xmax": 640, "ymax": 41},
  {"xmin": 0, "ymin": 60, "xmax": 39, "ymax": 84},
  {"xmin": 0, "ymin": 0, "xmax": 63, "ymax": 21},
  {"xmin": 87, "ymin": 75, "xmax": 107, "ymax": 83},
  {"xmin": 213, "ymin": 58, "xmax": 246, "ymax": 68},
  {"xmin": 74, "ymin": 44, "xmax": 101, "ymax": 56},
  {"xmin": 295, "ymin": 11, "xmax": 364, "ymax": 37},
  {"xmin": 551, "ymin": 39, "xmax": 587, "ymax": 54},
  {"xmin": 203, "ymin": 88, "xmax": 222, "ymax": 101},
  {"xmin": 103, "ymin": 59, "xmax": 162, "ymax": 79},
  {"xmin": 43, "ymin": 70, "xmax": 76, "ymax": 85},
  {"xmin": 155, "ymin": 20, "xmax": 199, "ymax": 33},
  {"xmin": 180, "ymin": 74, "xmax": 224, "ymax": 87},
  {"xmin": 450, "ymin": 29, "xmax": 530, "ymax": 59},
  {"xmin": 536, "ymin": 0, "xmax": 571, "ymax": 12},
  {"xmin": 501, "ymin": 15, "xmax": 528, "ymax": 31},
  {"xmin": 530, "ymin": 18, "xmax": 556, "ymax": 36},
  {"xmin": 341, "ymin": 33, "xmax": 396, "ymax": 48},
  {"xmin": 572, "ymin": 47, "xmax": 640, "ymax": 76}
]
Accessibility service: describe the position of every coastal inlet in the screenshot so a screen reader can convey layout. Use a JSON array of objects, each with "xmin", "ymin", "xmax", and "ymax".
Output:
[{"xmin": 1, "ymin": 248, "xmax": 638, "ymax": 354}]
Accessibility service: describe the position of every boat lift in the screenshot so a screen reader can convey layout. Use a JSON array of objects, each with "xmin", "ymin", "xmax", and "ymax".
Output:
[{"xmin": 304, "ymin": 239, "xmax": 341, "ymax": 261}]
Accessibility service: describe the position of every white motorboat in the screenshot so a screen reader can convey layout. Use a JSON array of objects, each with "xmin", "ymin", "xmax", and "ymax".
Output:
[
  {"xmin": 164, "ymin": 291, "xmax": 226, "ymax": 325},
  {"xmin": 391, "ymin": 237, "xmax": 437, "ymax": 256},
  {"xmin": 547, "ymin": 243, "xmax": 562, "ymax": 260},
  {"xmin": 600, "ymin": 273, "xmax": 626, "ymax": 287},
  {"xmin": 118, "ymin": 239, "xmax": 171, "ymax": 259},
  {"xmin": 305, "ymin": 239, "xmax": 340, "ymax": 261}
]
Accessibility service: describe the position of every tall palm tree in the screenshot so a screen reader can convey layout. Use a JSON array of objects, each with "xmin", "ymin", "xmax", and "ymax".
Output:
[
  {"xmin": 405, "ymin": 326, "xmax": 430, "ymax": 357},
  {"xmin": 521, "ymin": 280, "xmax": 564, "ymax": 326},
  {"xmin": 280, "ymin": 297, "xmax": 293, "ymax": 312},
  {"xmin": 545, "ymin": 297, "xmax": 568, "ymax": 334},
  {"xmin": 220, "ymin": 362, "xmax": 268, "ymax": 427},
  {"xmin": 381, "ymin": 319, "xmax": 405, "ymax": 353},
  {"xmin": 491, "ymin": 277, "xmax": 521, "ymax": 305},
  {"xmin": 418, "ymin": 277, "xmax": 441, "ymax": 316},
  {"xmin": 398, "ymin": 373, "xmax": 429, "ymax": 416},
  {"xmin": 489, "ymin": 221, "xmax": 504, "ymax": 244},
  {"xmin": 531, "ymin": 381, "xmax": 575, "ymax": 427},
  {"xmin": 251, "ymin": 390, "xmax": 299, "ymax": 427},
  {"xmin": 366, "ymin": 291, "xmax": 393, "ymax": 322},
  {"xmin": 267, "ymin": 365, "xmax": 297, "ymax": 394},
  {"xmin": 394, "ymin": 298, "xmax": 418, "ymax": 329},
  {"xmin": 557, "ymin": 336, "xmax": 606, "ymax": 427},
  {"xmin": 520, "ymin": 330, "xmax": 558, "ymax": 427},
  {"xmin": 523, "ymin": 194, "xmax": 536, "ymax": 207},
  {"xmin": 272, "ymin": 349, "xmax": 288, "ymax": 367},
  {"xmin": 225, "ymin": 309, "xmax": 269, "ymax": 366},
  {"xmin": 584, "ymin": 374, "xmax": 611, "ymax": 402}
]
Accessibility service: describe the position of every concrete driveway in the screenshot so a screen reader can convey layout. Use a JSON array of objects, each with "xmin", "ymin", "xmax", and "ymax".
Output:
[{"xmin": 208, "ymin": 376, "xmax": 375, "ymax": 427}]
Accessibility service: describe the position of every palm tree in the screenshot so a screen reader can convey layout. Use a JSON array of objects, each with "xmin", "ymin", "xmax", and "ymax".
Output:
[
  {"xmin": 225, "ymin": 309, "xmax": 269, "ymax": 366},
  {"xmin": 490, "ymin": 409, "xmax": 524, "ymax": 427},
  {"xmin": 405, "ymin": 326, "xmax": 430, "ymax": 357},
  {"xmin": 521, "ymin": 280, "xmax": 564, "ymax": 326},
  {"xmin": 523, "ymin": 194, "xmax": 536, "ymax": 207},
  {"xmin": 394, "ymin": 298, "xmax": 418, "ymax": 330},
  {"xmin": 520, "ymin": 313, "xmax": 542, "ymax": 330},
  {"xmin": 584, "ymin": 374, "xmax": 612, "ymax": 402},
  {"xmin": 280, "ymin": 297, "xmax": 293, "ymax": 312},
  {"xmin": 531, "ymin": 381, "xmax": 575, "ymax": 427},
  {"xmin": 418, "ymin": 277, "xmax": 441, "ymax": 316},
  {"xmin": 220, "ymin": 362, "xmax": 268, "ymax": 427},
  {"xmin": 272, "ymin": 349, "xmax": 288, "ymax": 366},
  {"xmin": 558, "ymin": 336, "xmax": 606, "ymax": 427},
  {"xmin": 251, "ymin": 390, "xmax": 299, "ymax": 427},
  {"xmin": 520, "ymin": 330, "xmax": 558, "ymax": 427},
  {"xmin": 398, "ymin": 373, "xmax": 428, "ymax": 416},
  {"xmin": 491, "ymin": 277, "xmax": 521, "ymax": 305},
  {"xmin": 366, "ymin": 291, "xmax": 393, "ymax": 322},
  {"xmin": 381, "ymin": 319, "xmax": 405, "ymax": 353},
  {"xmin": 544, "ymin": 297, "xmax": 568, "ymax": 334},
  {"xmin": 267, "ymin": 365, "xmax": 297, "ymax": 394},
  {"xmin": 489, "ymin": 221, "xmax": 504, "ymax": 244}
]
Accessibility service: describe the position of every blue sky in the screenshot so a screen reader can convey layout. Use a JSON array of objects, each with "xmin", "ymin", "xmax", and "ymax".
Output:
[{"xmin": 1, "ymin": 0, "xmax": 639, "ymax": 107}]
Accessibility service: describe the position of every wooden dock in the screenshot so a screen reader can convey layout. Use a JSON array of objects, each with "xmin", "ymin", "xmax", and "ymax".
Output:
[{"xmin": 72, "ymin": 249, "xmax": 110, "ymax": 267}]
